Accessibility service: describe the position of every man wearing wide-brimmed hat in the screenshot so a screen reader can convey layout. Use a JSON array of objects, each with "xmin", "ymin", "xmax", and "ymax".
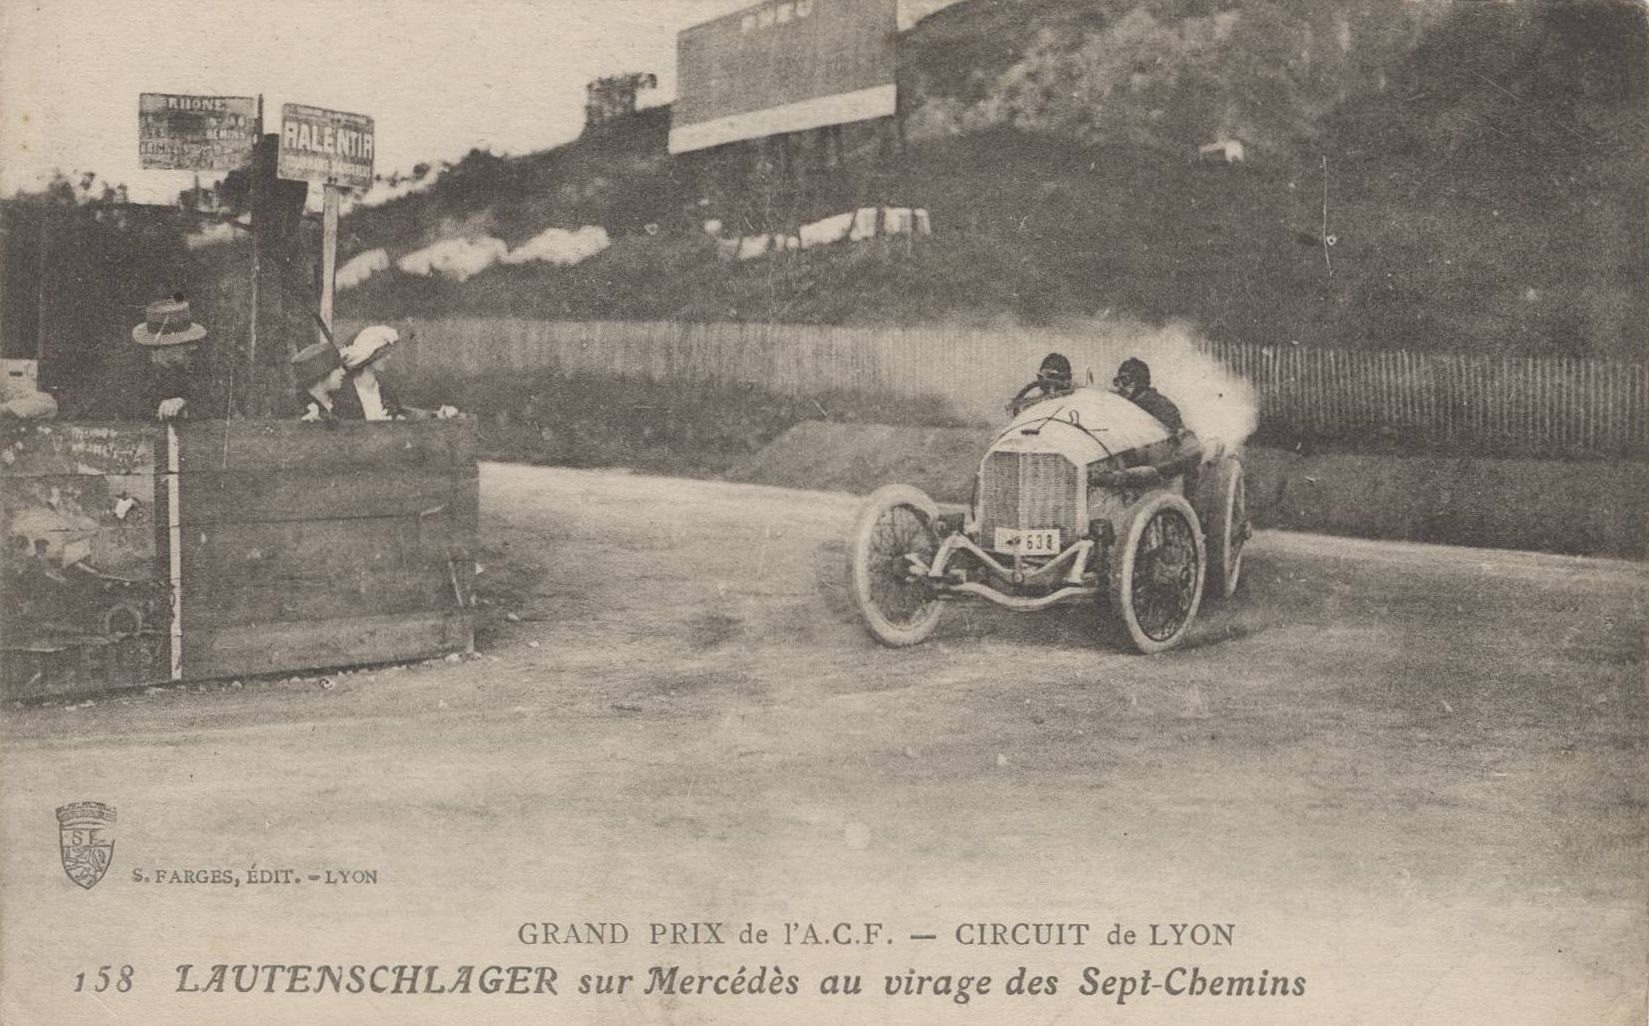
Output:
[{"xmin": 128, "ymin": 293, "xmax": 209, "ymax": 420}]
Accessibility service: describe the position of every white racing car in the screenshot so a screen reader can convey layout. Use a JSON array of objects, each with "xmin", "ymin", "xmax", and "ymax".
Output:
[{"xmin": 847, "ymin": 387, "xmax": 1248, "ymax": 654}]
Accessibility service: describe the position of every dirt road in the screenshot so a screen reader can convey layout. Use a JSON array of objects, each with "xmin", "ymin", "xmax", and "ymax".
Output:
[{"xmin": 4, "ymin": 464, "xmax": 1645, "ymax": 1026}]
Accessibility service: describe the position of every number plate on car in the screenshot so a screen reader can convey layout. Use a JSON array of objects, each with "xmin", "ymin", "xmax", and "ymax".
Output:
[{"xmin": 993, "ymin": 528, "xmax": 1061, "ymax": 555}]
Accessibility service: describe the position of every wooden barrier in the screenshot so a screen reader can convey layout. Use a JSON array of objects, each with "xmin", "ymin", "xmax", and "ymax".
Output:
[{"xmin": 2, "ymin": 419, "xmax": 476, "ymax": 701}]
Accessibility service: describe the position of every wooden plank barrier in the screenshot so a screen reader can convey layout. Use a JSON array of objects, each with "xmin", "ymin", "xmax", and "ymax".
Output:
[{"xmin": 2, "ymin": 419, "xmax": 477, "ymax": 701}]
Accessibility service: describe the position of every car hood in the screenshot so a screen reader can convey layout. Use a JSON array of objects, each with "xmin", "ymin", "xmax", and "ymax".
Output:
[{"xmin": 988, "ymin": 388, "xmax": 1172, "ymax": 465}]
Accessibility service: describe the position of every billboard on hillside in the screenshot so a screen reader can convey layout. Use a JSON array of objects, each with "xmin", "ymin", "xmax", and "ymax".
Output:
[{"xmin": 669, "ymin": 0, "xmax": 896, "ymax": 154}]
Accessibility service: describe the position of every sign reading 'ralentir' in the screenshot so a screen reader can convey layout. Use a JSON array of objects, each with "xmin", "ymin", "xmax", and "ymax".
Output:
[
  {"xmin": 278, "ymin": 103, "xmax": 374, "ymax": 190},
  {"xmin": 138, "ymin": 93, "xmax": 257, "ymax": 171}
]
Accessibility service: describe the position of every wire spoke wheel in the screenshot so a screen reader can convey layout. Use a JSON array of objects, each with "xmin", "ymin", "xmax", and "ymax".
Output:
[
  {"xmin": 866, "ymin": 506, "xmax": 937, "ymax": 626},
  {"xmin": 848, "ymin": 485, "xmax": 946, "ymax": 647},
  {"xmin": 1108, "ymin": 491, "xmax": 1205, "ymax": 654},
  {"xmin": 1131, "ymin": 508, "xmax": 1199, "ymax": 641}
]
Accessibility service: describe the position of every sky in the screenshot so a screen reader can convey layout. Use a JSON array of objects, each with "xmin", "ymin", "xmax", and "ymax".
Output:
[{"xmin": 0, "ymin": 0, "xmax": 777, "ymax": 202}]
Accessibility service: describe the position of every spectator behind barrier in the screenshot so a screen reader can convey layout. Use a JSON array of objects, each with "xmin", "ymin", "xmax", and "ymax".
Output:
[
  {"xmin": 291, "ymin": 341, "xmax": 363, "ymax": 421},
  {"xmin": 128, "ymin": 294, "xmax": 209, "ymax": 421},
  {"xmin": 340, "ymin": 326, "xmax": 457, "ymax": 421}
]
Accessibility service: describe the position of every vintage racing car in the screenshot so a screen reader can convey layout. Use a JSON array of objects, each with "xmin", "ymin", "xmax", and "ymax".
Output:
[{"xmin": 847, "ymin": 386, "xmax": 1248, "ymax": 654}]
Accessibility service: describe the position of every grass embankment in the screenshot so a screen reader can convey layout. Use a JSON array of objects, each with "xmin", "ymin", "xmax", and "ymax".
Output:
[{"xmin": 402, "ymin": 369, "xmax": 971, "ymax": 478}]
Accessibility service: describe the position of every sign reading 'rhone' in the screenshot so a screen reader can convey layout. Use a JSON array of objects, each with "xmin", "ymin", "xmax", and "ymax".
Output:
[
  {"xmin": 278, "ymin": 103, "xmax": 374, "ymax": 191},
  {"xmin": 138, "ymin": 93, "xmax": 257, "ymax": 172}
]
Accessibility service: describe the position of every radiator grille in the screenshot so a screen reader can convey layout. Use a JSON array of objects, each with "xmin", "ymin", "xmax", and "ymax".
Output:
[{"xmin": 977, "ymin": 451, "xmax": 1083, "ymax": 548}]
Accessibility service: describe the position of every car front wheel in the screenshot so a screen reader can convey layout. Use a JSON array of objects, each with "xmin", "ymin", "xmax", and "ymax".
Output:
[
  {"xmin": 847, "ymin": 484, "xmax": 946, "ymax": 647},
  {"xmin": 1107, "ymin": 491, "xmax": 1206, "ymax": 654}
]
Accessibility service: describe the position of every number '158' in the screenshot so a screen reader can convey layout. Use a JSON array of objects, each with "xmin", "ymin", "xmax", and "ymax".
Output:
[{"xmin": 74, "ymin": 966, "xmax": 133, "ymax": 992}]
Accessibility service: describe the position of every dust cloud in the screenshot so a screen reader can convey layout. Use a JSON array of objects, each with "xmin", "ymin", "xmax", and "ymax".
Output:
[{"xmin": 939, "ymin": 317, "xmax": 1260, "ymax": 453}]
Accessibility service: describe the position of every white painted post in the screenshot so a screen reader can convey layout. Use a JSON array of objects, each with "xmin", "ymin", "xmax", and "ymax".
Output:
[{"xmin": 320, "ymin": 183, "xmax": 340, "ymax": 349}]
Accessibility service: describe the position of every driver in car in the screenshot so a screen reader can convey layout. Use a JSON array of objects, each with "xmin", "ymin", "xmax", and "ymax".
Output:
[
  {"xmin": 1090, "ymin": 356, "xmax": 1204, "ymax": 485},
  {"xmin": 1006, "ymin": 352, "xmax": 1076, "ymax": 416},
  {"xmin": 1111, "ymin": 357, "xmax": 1184, "ymax": 431}
]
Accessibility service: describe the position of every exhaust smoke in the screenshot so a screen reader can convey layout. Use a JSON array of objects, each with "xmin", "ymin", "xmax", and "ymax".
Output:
[{"xmin": 941, "ymin": 317, "xmax": 1260, "ymax": 453}]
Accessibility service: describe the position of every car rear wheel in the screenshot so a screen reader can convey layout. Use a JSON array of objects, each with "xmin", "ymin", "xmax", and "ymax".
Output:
[
  {"xmin": 1196, "ymin": 455, "xmax": 1248, "ymax": 599},
  {"xmin": 847, "ymin": 484, "xmax": 945, "ymax": 647},
  {"xmin": 1108, "ymin": 491, "xmax": 1206, "ymax": 654}
]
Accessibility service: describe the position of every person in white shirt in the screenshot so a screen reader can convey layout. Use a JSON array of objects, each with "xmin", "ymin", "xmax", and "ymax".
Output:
[{"xmin": 339, "ymin": 326, "xmax": 457, "ymax": 421}]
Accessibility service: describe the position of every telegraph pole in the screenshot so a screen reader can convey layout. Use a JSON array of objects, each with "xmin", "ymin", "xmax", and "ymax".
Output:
[{"xmin": 244, "ymin": 94, "xmax": 263, "ymax": 419}]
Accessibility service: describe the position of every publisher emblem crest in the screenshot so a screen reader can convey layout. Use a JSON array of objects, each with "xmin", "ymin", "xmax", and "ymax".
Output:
[{"xmin": 57, "ymin": 802, "xmax": 117, "ymax": 889}]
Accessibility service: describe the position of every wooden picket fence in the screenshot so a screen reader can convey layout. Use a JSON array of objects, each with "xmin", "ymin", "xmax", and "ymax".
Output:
[
  {"xmin": 1199, "ymin": 339, "xmax": 1649, "ymax": 454},
  {"xmin": 344, "ymin": 318, "xmax": 1649, "ymax": 456}
]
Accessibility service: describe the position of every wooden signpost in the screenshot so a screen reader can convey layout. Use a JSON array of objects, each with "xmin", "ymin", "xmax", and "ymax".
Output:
[
  {"xmin": 133, "ymin": 93, "xmax": 375, "ymax": 368},
  {"xmin": 277, "ymin": 103, "xmax": 375, "ymax": 351}
]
